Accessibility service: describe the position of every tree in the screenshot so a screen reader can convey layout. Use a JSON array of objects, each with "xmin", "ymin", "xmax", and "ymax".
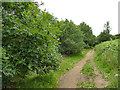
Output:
[
  {"xmin": 104, "ymin": 21, "xmax": 111, "ymax": 33},
  {"xmin": 115, "ymin": 34, "xmax": 120, "ymax": 39},
  {"xmin": 2, "ymin": 1, "xmax": 61, "ymax": 87},
  {"xmin": 97, "ymin": 21, "xmax": 112, "ymax": 43},
  {"xmin": 59, "ymin": 19, "xmax": 84, "ymax": 55},
  {"xmin": 78, "ymin": 22, "xmax": 96, "ymax": 48}
]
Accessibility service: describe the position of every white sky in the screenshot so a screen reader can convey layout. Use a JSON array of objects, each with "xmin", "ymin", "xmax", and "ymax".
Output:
[{"xmin": 35, "ymin": 0, "xmax": 119, "ymax": 36}]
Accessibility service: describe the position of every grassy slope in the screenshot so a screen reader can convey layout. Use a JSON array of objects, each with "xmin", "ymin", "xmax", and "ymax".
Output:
[
  {"xmin": 94, "ymin": 39, "xmax": 118, "ymax": 88},
  {"xmin": 14, "ymin": 49, "xmax": 90, "ymax": 88}
]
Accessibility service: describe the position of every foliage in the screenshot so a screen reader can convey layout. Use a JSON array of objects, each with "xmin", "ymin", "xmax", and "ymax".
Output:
[
  {"xmin": 57, "ymin": 49, "xmax": 90, "ymax": 74},
  {"xmin": 2, "ymin": 1, "xmax": 61, "ymax": 87},
  {"xmin": 114, "ymin": 34, "xmax": 120, "ymax": 39},
  {"xmin": 96, "ymin": 21, "xmax": 113, "ymax": 44},
  {"xmin": 14, "ymin": 49, "xmax": 90, "ymax": 88},
  {"xmin": 78, "ymin": 22, "xmax": 96, "ymax": 48},
  {"xmin": 77, "ymin": 81, "xmax": 96, "ymax": 88},
  {"xmin": 2, "ymin": 1, "xmax": 117, "ymax": 88},
  {"xmin": 94, "ymin": 39, "xmax": 118, "ymax": 88},
  {"xmin": 14, "ymin": 70, "xmax": 57, "ymax": 88},
  {"xmin": 59, "ymin": 19, "xmax": 84, "ymax": 55},
  {"xmin": 81, "ymin": 60, "xmax": 96, "ymax": 78}
]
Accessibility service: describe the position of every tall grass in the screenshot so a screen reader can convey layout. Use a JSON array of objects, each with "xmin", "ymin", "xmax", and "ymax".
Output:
[{"xmin": 94, "ymin": 39, "xmax": 118, "ymax": 88}]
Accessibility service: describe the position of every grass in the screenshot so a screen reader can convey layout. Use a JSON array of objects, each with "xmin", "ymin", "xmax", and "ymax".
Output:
[
  {"xmin": 57, "ymin": 49, "xmax": 90, "ymax": 74},
  {"xmin": 94, "ymin": 39, "xmax": 118, "ymax": 88},
  {"xmin": 14, "ymin": 70, "xmax": 57, "ymax": 88},
  {"xmin": 77, "ymin": 81, "xmax": 96, "ymax": 88},
  {"xmin": 80, "ymin": 60, "xmax": 97, "ymax": 78},
  {"xmin": 14, "ymin": 49, "xmax": 90, "ymax": 88},
  {"xmin": 77, "ymin": 59, "xmax": 97, "ymax": 88}
]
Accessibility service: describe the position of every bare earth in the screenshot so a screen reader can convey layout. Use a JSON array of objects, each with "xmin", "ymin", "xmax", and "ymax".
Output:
[{"xmin": 57, "ymin": 49, "xmax": 109, "ymax": 88}]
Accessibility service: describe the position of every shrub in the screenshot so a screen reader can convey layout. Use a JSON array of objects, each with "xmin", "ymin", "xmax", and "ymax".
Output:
[
  {"xmin": 59, "ymin": 19, "xmax": 84, "ymax": 55},
  {"xmin": 2, "ymin": 2, "xmax": 61, "ymax": 87}
]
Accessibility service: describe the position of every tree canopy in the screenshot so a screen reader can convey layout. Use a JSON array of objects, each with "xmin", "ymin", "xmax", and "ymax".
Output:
[
  {"xmin": 59, "ymin": 19, "xmax": 84, "ymax": 55},
  {"xmin": 97, "ymin": 21, "xmax": 113, "ymax": 43},
  {"xmin": 2, "ymin": 1, "xmax": 61, "ymax": 86},
  {"xmin": 78, "ymin": 22, "xmax": 96, "ymax": 48}
]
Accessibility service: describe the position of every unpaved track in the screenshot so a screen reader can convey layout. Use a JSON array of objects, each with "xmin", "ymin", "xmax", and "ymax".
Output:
[
  {"xmin": 57, "ymin": 49, "xmax": 109, "ymax": 88},
  {"xmin": 57, "ymin": 50, "xmax": 94, "ymax": 88},
  {"xmin": 94, "ymin": 66, "xmax": 109, "ymax": 88}
]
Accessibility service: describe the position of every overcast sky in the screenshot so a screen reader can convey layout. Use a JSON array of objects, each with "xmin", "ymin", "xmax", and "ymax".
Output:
[{"xmin": 35, "ymin": 0, "xmax": 119, "ymax": 36}]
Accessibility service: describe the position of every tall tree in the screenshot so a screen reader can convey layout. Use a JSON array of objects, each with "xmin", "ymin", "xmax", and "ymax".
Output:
[
  {"xmin": 59, "ymin": 19, "xmax": 84, "ymax": 55},
  {"xmin": 78, "ymin": 22, "xmax": 96, "ymax": 48},
  {"xmin": 104, "ymin": 21, "xmax": 111, "ymax": 33},
  {"xmin": 2, "ymin": 1, "xmax": 61, "ymax": 87},
  {"xmin": 97, "ymin": 21, "xmax": 112, "ymax": 43}
]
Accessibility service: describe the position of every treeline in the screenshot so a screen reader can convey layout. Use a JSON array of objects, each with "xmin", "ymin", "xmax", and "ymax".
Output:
[{"xmin": 2, "ymin": 1, "xmax": 118, "ymax": 87}]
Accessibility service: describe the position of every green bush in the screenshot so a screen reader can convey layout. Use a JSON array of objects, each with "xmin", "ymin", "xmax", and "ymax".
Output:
[
  {"xmin": 2, "ymin": 2, "xmax": 61, "ymax": 87},
  {"xmin": 59, "ymin": 19, "xmax": 84, "ymax": 55},
  {"xmin": 78, "ymin": 22, "xmax": 96, "ymax": 48},
  {"xmin": 14, "ymin": 70, "xmax": 57, "ymax": 88},
  {"xmin": 14, "ymin": 49, "xmax": 89, "ymax": 88}
]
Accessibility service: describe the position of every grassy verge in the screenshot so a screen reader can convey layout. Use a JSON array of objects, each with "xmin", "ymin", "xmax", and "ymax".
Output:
[
  {"xmin": 77, "ymin": 81, "xmax": 96, "ymax": 88},
  {"xmin": 94, "ymin": 39, "xmax": 118, "ymax": 88},
  {"xmin": 14, "ymin": 49, "xmax": 90, "ymax": 88}
]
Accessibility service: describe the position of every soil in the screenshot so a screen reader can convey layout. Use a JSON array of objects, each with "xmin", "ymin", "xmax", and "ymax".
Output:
[{"xmin": 57, "ymin": 49, "xmax": 109, "ymax": 88}]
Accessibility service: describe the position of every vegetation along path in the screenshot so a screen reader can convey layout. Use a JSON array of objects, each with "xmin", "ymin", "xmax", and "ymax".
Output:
[{"xmin": 57, "ymin": 49, "xmax": 109, "ymax": 88}]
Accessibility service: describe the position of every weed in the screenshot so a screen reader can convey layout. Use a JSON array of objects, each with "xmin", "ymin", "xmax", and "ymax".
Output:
[
  {"xmin": 81, "ymin": 60, "xmax": 97, "ymax": 78},
  {"xmin": 94, "ymin": 39, "xmax": 118, "ymax": 88},
  {"xmin": 77, "ymin": 81, "xmax": 96, "ymax": 88}
]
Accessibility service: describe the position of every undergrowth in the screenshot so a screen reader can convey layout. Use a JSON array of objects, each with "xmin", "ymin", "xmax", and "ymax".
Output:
[
  {"xmin": 94, "ymin": 39, "xmax": 118, "ymax": 88},
  {"xmin": 81, "ymin": 60, "xmax": 97, "ymax": 78},
  {"xmin": 14, "ymin": 49, "xmax": 90, "ymax": 88},
  {"xmin": 77, "ymin": 81, "xmax": 96, "ymax": 88}
]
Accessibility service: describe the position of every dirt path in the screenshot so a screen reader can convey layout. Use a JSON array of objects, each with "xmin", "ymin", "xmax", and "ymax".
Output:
[{"xmin": 57, "ymin": 49, "xmax": 109, "ymax": 88}]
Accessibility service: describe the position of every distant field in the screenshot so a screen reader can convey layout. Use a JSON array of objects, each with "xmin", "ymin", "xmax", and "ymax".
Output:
[{"xmin": 94, "ymin": 39, "xmax": 118, "ymax": 88}]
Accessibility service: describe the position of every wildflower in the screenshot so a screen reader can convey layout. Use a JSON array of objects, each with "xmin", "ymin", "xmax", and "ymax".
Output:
[{"xmin": 115, "ymin": 74, "xmax": 118, "ymax": 77}]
